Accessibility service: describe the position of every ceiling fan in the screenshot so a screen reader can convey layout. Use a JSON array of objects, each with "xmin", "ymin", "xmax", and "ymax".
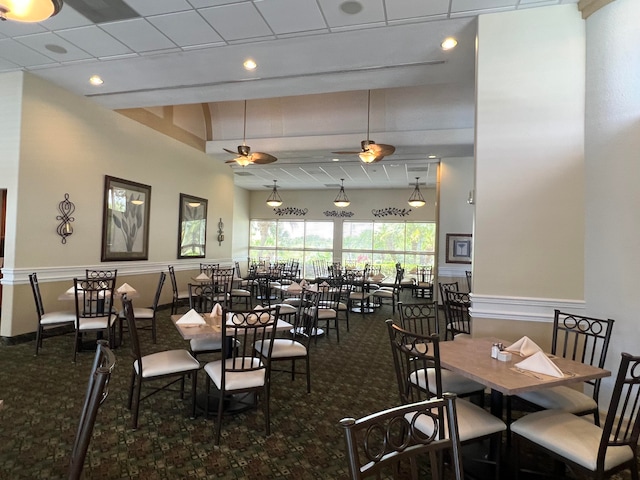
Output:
[
  {"xmin": 223, "ymin": 100, "xmax": 277, "ymax": 167},
  {"xmin": 332, "ymin": 90, "xmax": 396, "ymax": 164}
]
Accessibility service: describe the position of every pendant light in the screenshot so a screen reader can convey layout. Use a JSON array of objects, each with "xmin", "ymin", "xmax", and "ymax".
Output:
[
  {"xmin": 0, "ymin": 0, "xmax": 62, "ymax": 22},
  {"xmin": 407, "ymin": 177, "xmax": 426, "ymax": 208},
  {"xmin": 334, "ymin": 179, "xmax": 350, "ymax": 208},
  {"xmin": 266, "ymin": 180, "xmax": 282, "ymax": 207}
]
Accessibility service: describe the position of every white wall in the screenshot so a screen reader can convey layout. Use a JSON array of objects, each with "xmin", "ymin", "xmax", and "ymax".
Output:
[{"xmin": 583, "ymin": 0, "xmax": 640, "ymax": 406}]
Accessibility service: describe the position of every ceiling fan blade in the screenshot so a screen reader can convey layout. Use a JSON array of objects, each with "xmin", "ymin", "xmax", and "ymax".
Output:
[
  {"xmin": 331, "ymin": 150, "xmax": 361, "ymax": 155},
  {"xmin": 368, "ymin": 143, "xmax": 396, "ymax": 157},
  {"xmin": 251, "ymin": 152, "xmax": 278, "ymax": 164},
  {"xmin": 223, "ymin": 148, "xmax": 239, "ymax": 155}
]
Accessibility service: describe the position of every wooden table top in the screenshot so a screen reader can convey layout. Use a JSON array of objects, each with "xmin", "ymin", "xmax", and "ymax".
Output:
[
  {"xmin": 438, "ymin": 336, "xmax": 611, "ymax": 396},
  {"xmin": 170, "ymin": 313, "xmax": 293, "ymax": 340}
]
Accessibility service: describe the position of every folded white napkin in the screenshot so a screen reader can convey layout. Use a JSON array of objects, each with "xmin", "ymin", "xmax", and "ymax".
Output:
[
  {"xmin": 195, "ymin": 272, "xmax": 210, "ymax": 281},
  {"xmin": 66, "ymin": 286, "xmax": 76, "ymax": 295},
  {"xmin": 505, "ymin": 336, "xmax": 543, "ymax": 357},
  {"xmin": 176, "ymin": 309, "xmax": 206, "ymax": 326},
  {"xmin": 371, "ymin": 274, "xmax": 384, "ymax": 282},
  {"xmin": 300, "ymin": 279, "xmax": 309, "ymax": 288},
  {"xmin": 308, "ymin": 283, "xmax": 319, "ymax": 291},
  {"xmin": 515, "ymin": 351, "xmax": 564, "ymax": 378},
  {"xmin": 287, "ymin": 281, "xmax": 302, "ymax": 292},
  {"xmin": 210, "ymin": 303, "xmax": 223, "ymax": 317},
  {"xmin": 117, "ymin": 283, "xmax": 137, "ymax": 294},
  {"xmin": 320, "ymin": 281, "xmax": 330, "ymax": 287}
]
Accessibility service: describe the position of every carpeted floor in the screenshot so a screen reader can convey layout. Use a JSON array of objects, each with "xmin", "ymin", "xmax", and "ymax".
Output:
[{"xmin": 0, "ymin": 292, "xmax": 634, "ymax": 479}]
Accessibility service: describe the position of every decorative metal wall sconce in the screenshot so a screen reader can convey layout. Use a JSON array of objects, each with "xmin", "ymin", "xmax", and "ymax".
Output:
[
  {"xmin": 467, "ymin": 189, "xmax": 475, "ymax": 205},
  {"xmin": 56, "ymin": 193, "xmax": 75, "ymax": 244},
  {"xmin": 217, "ymin": 218, "xmax": 224, "ymax": 246}
]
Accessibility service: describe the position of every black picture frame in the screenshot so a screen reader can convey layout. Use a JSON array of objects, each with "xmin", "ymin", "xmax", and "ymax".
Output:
[
  {"xmin": 178, "ymin": 193, "xmax": 208, "ymax": 259},
  {"xmin": 101, "ymin": 176, "xmax": 151, "ymax": 261},
  {"xmin": 445, "ymin": 233, "xmax": 472, "ymax": 264}
]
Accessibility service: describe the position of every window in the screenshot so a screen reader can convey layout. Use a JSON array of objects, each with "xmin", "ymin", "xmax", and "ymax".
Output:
[{"xmin": 342, "ymin": 221, "xmax": 436, "ymax": 277}]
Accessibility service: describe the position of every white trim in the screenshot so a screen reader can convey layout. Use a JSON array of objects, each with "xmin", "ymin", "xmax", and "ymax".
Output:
[
  {"xmin": 1, "ymin": 258, "xmax": 235, "ymax": 285},
  {"xmin": 438, "ymin": 265, "xmax": 470, "ymax": 277},
  {"xmin": 471, "ymin": 294, "xmax": 585, "ymax": 323}
]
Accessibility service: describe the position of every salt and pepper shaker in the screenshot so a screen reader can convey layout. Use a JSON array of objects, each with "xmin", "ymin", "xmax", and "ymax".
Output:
[{"xmin": 491, "ymin": 342, "xmax": 505, "ymax": 359}]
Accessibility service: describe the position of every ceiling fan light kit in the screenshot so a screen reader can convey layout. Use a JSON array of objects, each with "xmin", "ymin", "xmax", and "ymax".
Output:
[
  {"xmin": 408, "ymin": 177, "xmax": 426, "ymax": 208},
  {"xmin": 266, "ymin": 180, "xmax": 283, "ymax": 207},
  {"xmin": 334, "ymin": 179, "xmax": 350, "ymax": 208},
  {"xmin": 0, "ymin": 0, "xmax": 62, "ymax": 22}
]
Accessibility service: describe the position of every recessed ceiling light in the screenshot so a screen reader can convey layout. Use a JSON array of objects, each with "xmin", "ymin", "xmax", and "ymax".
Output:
[
  {"xmin": 332, "ymin": 158, "xmax": 340, "ymax": 162},
  {"xmin": 89, "ymin": 75, "xmax": 103, "ymax": 86},
  {"xmin": 428, "ymin": 155, "xmax": 437, "ymax": 159},
  {"xmin": 243, "ymin": 59, "xmax": 257, "ymax": 70},
  {"xmin": 340, "ymin": 1, "xmax": 362, "ymax": 14},
  {"xmin": 441, "ymin": 37, "xmax": 458, "ymax": 51}
]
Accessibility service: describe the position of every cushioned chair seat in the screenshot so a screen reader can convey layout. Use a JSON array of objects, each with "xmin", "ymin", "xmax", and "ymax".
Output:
[
  {"xmin": 316, "ymin": 308, "xmax": 337, "ymax": 319},
  {"xmin": 204, "ymin": 357, "xmax": 265, "ymax": 390},
  {"xmin": 511, "ymin": 409, "xmax": 634, "ymax": 472},
  {"xmin": 272, "ymin": 303, "xmax": 297, "ymax": 315},
  {"xmin": 413, "ymin": 399, "xmax": 506, "ymax": 443},
  {"xmin": 79, "ymin": 314, "xmax": 117, "ymax": 331},
  {"xmin": 135, "ymin": 349, "xmax": 200, "ymax": 378},
  {"xmin": 410, "ymin": 368, "xmax": 486, "ymax": 396},
  {"xmin": 40, "ymin": 311, "xmax": 76, "ymax": 325},
  {"xmin": 189, "ymin": 337, "xmax": 224, "ymax": 353},
  {"xmin": 372, "ymin": 290, "xmax": 394, "ymax": 298},
  {"xmin": 231, "ymin": 288, "xmax": 251, "ymax": 297},
  {"xmin": 255, "ymin": 338, "xmax": 307, "ymax": 358},
  {"xmin": 517, "ymin": 385, "xmax": 597, "ymax": 414}
]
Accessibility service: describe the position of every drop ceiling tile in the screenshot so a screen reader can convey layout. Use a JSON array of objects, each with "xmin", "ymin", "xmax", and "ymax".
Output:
[
  {"xmin": 199, "ymin": 3, "xmax": 273, "ymax": 41},
  {"xmin": 0, "ymin": 20, "xmax": 46, "ymax": 38},
  {"xmin": 147, "ymin": 11, "xmax": 224, "ymax": 46},
  {"xmin": 38, "ymin": 4, "xmax": 93, "ymax": 30},
  {"xmin": 56, "ymin": 26, "xmax": 133, "ymax": 57},
  {"xmin": 386, "ymin": 0, "xmax": 450, "ymax": 20},
  {"xmin": 451, "ymin": 0, "xmax": 516, "ymax": 13},
  {"xmin": 254, "ymin": 0, "xmax": 327, "ymax": 34},
  {"xmin": 100, "ymin": 18, "xmax": 177, "ymax": 52},
  {"xmin": 15, "ymin": 32, "xmax": 95, "ymax": 62},
  {"xmin": 189, "ymin": 0, "xmax": 246, "ymax": 7},
  {"xmin": 124, "ymin": 0, "xmax": 193, "ymax": 16},
  {"xmin": 0, "ymin": 38, "xmax": 58, "ymax": 67},
  {"xmin": 0, "ymin": 57, "xmax": 19, "ymax": 71},
  {"xmin": 318, "ymin": 0, "xmax": 386, "ymax": 29}
]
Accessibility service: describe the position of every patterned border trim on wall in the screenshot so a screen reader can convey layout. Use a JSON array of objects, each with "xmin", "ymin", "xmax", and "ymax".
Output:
[
  {"xmin": 273, "ymin": 207, "xmax": 308, "ymax": 216},
  {"xmin": 371, "ymin": 208, "xmax": 412, "ymax": 217},
  {"xmin": 323, "ymin": 210, "xmax": 354, "ymax": 217}
]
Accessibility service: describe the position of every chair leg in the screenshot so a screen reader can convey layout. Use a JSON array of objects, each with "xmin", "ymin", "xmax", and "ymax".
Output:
[
  {"xmin": 35, "ymin": 324, "xmax": 43, "ymax": 355},
  {"xmin": 131, "ymin": 375, "xmax": 142, "ymax": 429},
  {"xmin": 214, "ymin": 389, "xmax": 224, "ymax": 445},
  {"xmin": 127, "ymin": 370, "xmax": 136, "ymax": 410},
  {"xmin": 73, "ymin": 330, "xmax": 80, "ymax": 362},
  {"xmin": 151, "ymin": 317, "xmax": 157, "ymax": 344},
  {"xmin": 305, "ymin": 356, "xmax": 311, "ymax": 393},
  {"xmin": 190, "ymin": 372, "xmax": 197, "ymax": 419}
]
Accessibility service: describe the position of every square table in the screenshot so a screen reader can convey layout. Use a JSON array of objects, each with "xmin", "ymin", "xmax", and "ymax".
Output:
[{"xmin": 438, "ymin": 336, "xmax": 611, "ymax": 418}]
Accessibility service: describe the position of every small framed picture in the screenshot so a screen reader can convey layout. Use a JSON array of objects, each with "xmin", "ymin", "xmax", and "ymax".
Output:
[
  {"xmin": 101, "ymin": 176, "xmax": 151, "ymax": 261},
  {"xmin": 446, "ymin": 233, "xmax": 472, "ymax": 264}
]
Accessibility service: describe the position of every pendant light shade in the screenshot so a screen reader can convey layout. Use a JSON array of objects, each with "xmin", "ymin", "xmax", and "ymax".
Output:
[
  {"xmin": 0, "ymin": 0, "xmax": 62, "ymax": 22},
  {"xmin": 266, "ymin": 180, "xmax": 282, "ymax": 207},
  {"xmin": 408, "ymin": 177, "xmax": 426, "ymax": 208},
  {"xmin": 334, "ymin": 179, "xmax": 350, "ymax": 208}
]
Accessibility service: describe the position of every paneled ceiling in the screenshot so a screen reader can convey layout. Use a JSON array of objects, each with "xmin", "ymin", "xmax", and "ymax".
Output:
[{"xmin": 0, "ymin": 0, "xmax": 578, "ymax": 191}]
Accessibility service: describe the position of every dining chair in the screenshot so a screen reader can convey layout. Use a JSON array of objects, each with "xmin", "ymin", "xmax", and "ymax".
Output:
[
  {"xmin": 410, "ymin": 265, "xmax": 434, "ymax": 299},
  {"xmin": 344, "ymin": 268, "xmax": 372, "ymax": 319},
  {"xmin": 210, "ymin": 267, "xmax": 235, "ymax": 308},
  {"xmin": 168, "ymin": 265, "xmax": 189, "ymax": 315},
  {"xmin": 68, "ymin": 339, "xmax": 116, "ymax": 480},
  {"xmin": 255, "ymin": 292, "xmax": 314, "ymax": 393},
  {"xmin": 29, "ymin": 272, "xmax": 76, "ymax": 355},
  {"xmin": 199, "ymin": 263, "xmax": 220, "ymax": 277},
  {"xmin": 118, "ymin": 271, "xmax": 165, "ymax": 345},
  {"xmin": 340, "ymin": 393, "xmax": 465, "ymax": 480},
  {"xmin": 122, "ymin": 297, "xmax": 200, "ymax": 429},
  {"xmin": 370, "ymin": 267, "xmax": 403, "ymax": 314},
  {"xmin": 438, "ymin": 281, "xmax": 459, "ymax": 306},
  {"xmin": 515, "ymin": 309, "xmax": 615, "ymax": 425},
  {"xmin": 85, "ymin": 269, "xmax": 118, "ymax": 282},
  {"xmin": 203, "ymin": 305, "xmax": 280, "ymax": 445},
  {"xmin": 315, "ymin": 282, "xmax": 341, "ymax": 343},
  {"xmin": 72, "ymin": 277, "xmax": 118, "ymax": 362},
  {"xmin": 185, "ymin": 282, "xmax": 226, "ymax": 359},
  {"xmin": 442, "ymin": 290, "xmax": 471, "ymax": 340},
  {"xmin": 465, "ymin": 270, "xmax": 472, "ymax": 292},
  {"xmin": 386, "ymin": 320, "xmax": 506, "ymax": 479},
  {"xmin": 511, "ymin": 352, "xmax": 640, "ymax": 480}
]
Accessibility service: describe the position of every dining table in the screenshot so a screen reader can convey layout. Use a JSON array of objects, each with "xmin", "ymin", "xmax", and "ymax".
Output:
[{"xmin": 437, "ymin": 336, "xmax": 611, "ymax": 419}]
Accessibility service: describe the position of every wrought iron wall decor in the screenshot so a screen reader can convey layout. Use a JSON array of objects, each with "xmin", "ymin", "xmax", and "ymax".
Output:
[
  {"xmin": 217, "ymin": 218, "xmax": 224, "ymax": 246},
  {"xmin": 56, "ymin": 193, "xmax": 75, "ymax": 244},
  {"xmin": 323, "ymin": 210, "xmax": 354, "ymax": 217},
  {"xmin": 273, "ymin": 207, "xmax": 308, "ymax": 216},
  {"xmin": 372, "ymin": 208, "xmax": 412, "ymax": 217}
]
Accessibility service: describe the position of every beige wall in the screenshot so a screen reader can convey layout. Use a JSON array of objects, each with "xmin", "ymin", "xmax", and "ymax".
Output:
[
  {"xmin": 473, "ymin": 5, "xmax": 586, "ymax": 337},
  {"xmin": 0, "ymin": 72, "xmax": 237, "ymax": 337}
]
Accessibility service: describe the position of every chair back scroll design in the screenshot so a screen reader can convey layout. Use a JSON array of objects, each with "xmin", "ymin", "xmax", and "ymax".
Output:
[
  {"xmin": 69, "ymin": 339, "xmax": 116, "ymax": 480},
  {"xmin": 443, "ymin": 290, "xmax": 471, "ymax": 340},
  {"xmin": 398, "ymin": 301, "xmax": 440, "ymax": 337},
  {"xmin": 73, "ymin": 277, "xmax": 117, "ymax": 362},
  {"xmin": 340, "ymin": 394, "xmax": 464, "ymax": 480}
]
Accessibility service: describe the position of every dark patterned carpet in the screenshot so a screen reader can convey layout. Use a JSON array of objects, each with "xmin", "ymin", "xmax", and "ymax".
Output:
[{"xmin": 0, "ymin": 292, "xmax": 633, "ymax": 479}]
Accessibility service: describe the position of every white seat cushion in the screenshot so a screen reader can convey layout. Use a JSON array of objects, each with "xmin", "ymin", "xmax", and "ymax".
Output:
[
  {"xmin": 517, "ymin": 385, "xmax": 597, "ymax": 414},
  {"xmin": 40, "ymin": 311, "xmax": 75, "ymax": 325},
  {"xmin": 136, "ymin": 349, "xmax": 200, "ymax": 378},
  {"xmin": 255, "ymin": 338, "xmax": 307, "ymax": 358},
  {"xmin": 78, "ymin": 313, "xmax": 117, "ymax": 330},
  {"xmin": 177, "ymin": 290, "xmax": 190, "ymax": 300},
  {"xmin": 273, "ymin": 303, "xmax": 297, "ymax": 315},
  {"xmin": 412, "ymin": 398, "xmax": 506, "ymax": 443},
  {"xmin": 511, "ymin": 409, "xmax": 634, "ymax": 471},
  {"xmin": 190, "ymin": 337, "xmax": 224, "ymax": 353},
  {"xmin": 231, "ymin": 288, "xmax": 251, "ymax": 297},
  {"xmin": 372, "ymin": 290, "xmax": 393, "ymax": 298},
  {"xmin": 204, "ymin": 357, "xmax": 265, "ymax": 391},
  {"xmin": 410, "ymin": 368, "xmax": 485, "ymax": 396},
  {"xmin": 316, "ymin": 308, "xmax": 337, "ymax": 319}
]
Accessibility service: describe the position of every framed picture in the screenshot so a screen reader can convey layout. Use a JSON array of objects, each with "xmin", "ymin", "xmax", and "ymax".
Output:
[
  {"xmin": 446, "ymin": 233, "xmax": 472, "ymax": 264},
  {"xmin": 101, "ymin": 176, "xmax": 151, "ymax": 261},
  {"xmin": 178, "ymin": 193, "xmax": 208, "ymax": 259}
]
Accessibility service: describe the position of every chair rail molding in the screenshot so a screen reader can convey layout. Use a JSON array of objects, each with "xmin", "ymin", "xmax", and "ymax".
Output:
[{"xmin": 471, "ymin": 294, "xmax": 585, "ymax": 323}]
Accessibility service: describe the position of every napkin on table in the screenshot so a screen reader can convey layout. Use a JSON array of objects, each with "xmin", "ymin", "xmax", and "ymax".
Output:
[
  {"xmin": 195, "ymin": 272, "xmax": 210, "ymax": 281},
  {"xmin": 505, "ymin": 336, "xmax": 543, "ymax": 357},
  {"xmin": 210, "ymin": 302, "xmax": 223, "ymax": 317},
  {"xmin": 515, "ymin": 351, "xmax": 564, "ymax": 378},
  {"xmin": 117, "ymin": 283, "xmax": 137, "ymax": 294},
  {"xmin": 176, "ymin": 309, "xmax": 206, "ymax": 326},
  {"xmin": 287, "ymin": 281, "xmax": 302, "ymax": 293},
  {"xmin": 299, "ymin": 279, "xmax": 309, "ymax": 288}
]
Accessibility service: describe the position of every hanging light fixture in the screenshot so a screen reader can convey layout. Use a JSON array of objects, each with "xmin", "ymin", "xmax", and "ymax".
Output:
[
  {"xmin": 408, "ymin": 177, "xmax": 426, "ymax": 208},
  {"xmin": 0, "ymin": 0, "xmax": 62, "ymax": 22},
  {"xmin": 266, "ymin": 180, "xmax": 283, "ymax": 207},
  {"xmin": 334, "ymin": 179, "xmax": 350, "ymax": 208}
]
